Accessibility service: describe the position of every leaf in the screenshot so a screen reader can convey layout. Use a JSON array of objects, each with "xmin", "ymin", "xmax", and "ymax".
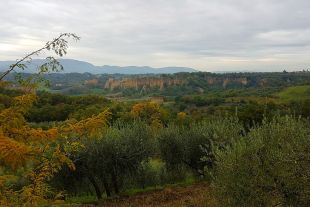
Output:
[{"xmin": 0, "ymin": 135, "xmax": 31, "ymax": 170}]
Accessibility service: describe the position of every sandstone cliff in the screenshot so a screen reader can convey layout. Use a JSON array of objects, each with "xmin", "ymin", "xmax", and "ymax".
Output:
[
  {"xmin": 104, "ymin": 77, "xmax": 185, "ymax": 91},
  {"xmin": 103, "ymin": 75, "xmax": 250, "ymax": 91},
  {"xmin": 206, "ymin": 77, "xmax": 248, "ymax": 88}
]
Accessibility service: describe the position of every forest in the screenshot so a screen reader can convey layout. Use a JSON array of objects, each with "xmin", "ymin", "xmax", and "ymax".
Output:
[{"xmin": 0, "ymin": 34, "xmax": 310, "ymax": 207}]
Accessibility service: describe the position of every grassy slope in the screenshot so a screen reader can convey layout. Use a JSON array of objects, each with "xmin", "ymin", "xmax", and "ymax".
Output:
[{"xmin": 277, "ymin": 85, "xmax": 310, "ymax": 101}]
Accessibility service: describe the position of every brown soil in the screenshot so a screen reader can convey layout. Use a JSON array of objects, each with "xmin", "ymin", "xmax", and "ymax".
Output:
[{"xmin": 81, "ymin": 182, "xmax": 208, "ymax": 207}]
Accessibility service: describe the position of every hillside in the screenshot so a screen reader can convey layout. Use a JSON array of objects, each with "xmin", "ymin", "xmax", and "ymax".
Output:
[
  {"xmin": 277, "ymin": 85, "xmax": 310, "ymax": 101},
  {"xmin": 1, "ymin": 70, "xmax": 310, "ymax": 207},
  {"xmin": 4, "ymin": 71, "xmax": 310, "ymax": 97}
]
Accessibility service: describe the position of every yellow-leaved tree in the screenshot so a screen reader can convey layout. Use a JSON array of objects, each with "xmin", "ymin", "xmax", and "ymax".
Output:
[
  {"xmin": 131, "ymin": 101, "xmax": 165, "ymax": 128},
  {"xmin": 0, "ymin": 34, "xmax": 110, "ymax": 207}
]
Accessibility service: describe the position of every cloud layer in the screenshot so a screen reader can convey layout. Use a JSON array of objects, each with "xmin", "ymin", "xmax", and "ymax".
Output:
[{"xmin": 1, "ymin": 0, "xmax": 310, "ymax": 71}]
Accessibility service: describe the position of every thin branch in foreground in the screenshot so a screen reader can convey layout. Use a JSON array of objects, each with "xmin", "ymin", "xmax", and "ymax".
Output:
[{"xmin": 0, "ymin": 33, "xmax": 80, "ymax": 81}]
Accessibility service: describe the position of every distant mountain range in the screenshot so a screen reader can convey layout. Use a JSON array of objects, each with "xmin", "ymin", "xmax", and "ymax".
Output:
[{"xmin": 0, "ymin": 59, "xmax": 197, "ymax": 74}]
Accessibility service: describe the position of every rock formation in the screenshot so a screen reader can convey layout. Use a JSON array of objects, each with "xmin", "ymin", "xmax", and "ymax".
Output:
[{"xmin": 104, "ymin": 77, "xmax": 185, "ymax": 91}]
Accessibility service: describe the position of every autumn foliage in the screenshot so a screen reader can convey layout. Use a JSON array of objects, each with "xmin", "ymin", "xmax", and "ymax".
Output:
[
  {"xmin": 0, "ymin": 33, "xmax": 111, "ymax": 206},
  {"xmin": 131, "ymin": 101, "xmax": 164, "ymax": 128},
  {"xmin": 0, "ymin": 87, "xmax": 111, "ymax": 206}
]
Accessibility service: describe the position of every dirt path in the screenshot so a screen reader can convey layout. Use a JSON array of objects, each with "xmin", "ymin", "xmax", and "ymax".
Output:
[{"xmin": 81, "ymin": 182, "xmax": 208, "ymax": 207}]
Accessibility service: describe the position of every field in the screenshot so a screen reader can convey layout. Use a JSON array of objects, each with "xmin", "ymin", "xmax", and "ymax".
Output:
[{"xmin": 277, "ymin": 85, "xmax": 310, "ymax": 101}]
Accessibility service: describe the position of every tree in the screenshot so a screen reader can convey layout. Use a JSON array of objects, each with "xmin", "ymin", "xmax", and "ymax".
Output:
[
  {"xmin": 212, "ymin": 116, "xmax": 310, "ymax": 206},
  {"xmin": 55, "ymin": 121, "xmax": 153, "ymax": 199},
  {"xmin": 131, "ymin": 101, "xmax": 167, "ymax": 128},
  {"xmin": 157, "ymin": 117, "xmax": 242, "ymax": 176},
  {"xmin": 0, "ymin": 33, "xmax": 110, "ymax": 207}
]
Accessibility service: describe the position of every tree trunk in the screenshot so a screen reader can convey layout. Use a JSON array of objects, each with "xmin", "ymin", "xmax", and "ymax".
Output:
[
  {"xmin": 88, "ymin": 175, "xmax": 102, "ymax": 200},
  {"xmin": 102, "ymin": 176, "xmax": 111, "ymax": 197},
  {"xmin": 111, "ymin": 169, "xmax": 119, "ymax": 194}
]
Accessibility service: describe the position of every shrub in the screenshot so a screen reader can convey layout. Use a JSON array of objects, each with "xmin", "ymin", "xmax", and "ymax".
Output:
[
  {"xmin": 212, "ymin": 116, "xmax": 310, "ymax": 206},
  {"xmin": 157, "ymin": 117, "xmax": 242, "ymax": 176},
  {"xmin": 54, "ymin": 121, "xmax": 154, "ymax": 199}
]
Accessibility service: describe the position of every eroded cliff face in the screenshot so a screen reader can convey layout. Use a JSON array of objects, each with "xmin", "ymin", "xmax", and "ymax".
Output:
[
  {"xmin": 104, "ymin": 77, "xmax": 185, "ymax": 91},
  {"xmin": 103, "ymin": 75, "xmax": 249, "ymax": 91},
  {"xmin": 84, "ymin": 79, "xmax": 99, "ymax": 86}
]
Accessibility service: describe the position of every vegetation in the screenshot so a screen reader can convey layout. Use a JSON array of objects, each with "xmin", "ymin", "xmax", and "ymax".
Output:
[
  {"xmin": 0, "ymin": 34, "xmax": 109, "ymax": 207},
  {"xmin": 1, "ymin": 36, "xmax": 310, "ymax": 207},
  {"xmin": 212, "ymin": 116, "xmax": 310, "ymax": 206},
  {"xmin": 277, "ymin": 85, "xmax": 310, "ymax": 101},
  {"xmin": 157, "ymin": 118, "xmax": 242, "ymax": 176}
]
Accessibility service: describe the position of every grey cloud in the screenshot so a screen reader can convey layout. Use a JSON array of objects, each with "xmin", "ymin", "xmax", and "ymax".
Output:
[{"xmin": 1, "ymin": 0, "xmax": 310, "ymax": 71}]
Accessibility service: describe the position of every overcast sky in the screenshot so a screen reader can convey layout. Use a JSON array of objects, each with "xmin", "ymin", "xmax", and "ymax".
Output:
[{"xmin": 1, "ymin": 0, "xmax": 310, "ymax": 71}]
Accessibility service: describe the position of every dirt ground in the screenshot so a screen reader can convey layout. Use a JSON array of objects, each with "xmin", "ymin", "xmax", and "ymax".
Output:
[{"xmin": 80, "ymin": 182, "xmax": 209, "ymax": 207}]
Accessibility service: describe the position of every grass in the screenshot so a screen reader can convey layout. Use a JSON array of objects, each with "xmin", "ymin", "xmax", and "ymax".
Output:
[
  {"xmin": 65, "ymin": 194, "xmax": 99, "ymax": 204},
  {"xmin": 124, "ymin": 175, "xmax": 197, "ymax": 197},
  {"xmin": 89, "ymin": 88, "xmax": 106, "ymax": 94},
  {"xmin": 123, "ymin": 186, "xmax": 165, "ymax": 197},
  {"xmin": 61, "ymin": 182, "xmax": 208, "ymax": 207},
  {"xmin": 277, "ymin": 85, "xmax": 310, "ymax": 101}
]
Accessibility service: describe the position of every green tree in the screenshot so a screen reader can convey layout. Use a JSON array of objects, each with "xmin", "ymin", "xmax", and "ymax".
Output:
[
  {"xmin": 158, "ymin": 117, "xmax": 242, "ymax": 176},
  {"xmin": 212, "ymin": 116, "xmax": 310, "ymax": 206},
  {"xmin": 57, "ymin": 121, "xmax": 154, "ymax": 199}
]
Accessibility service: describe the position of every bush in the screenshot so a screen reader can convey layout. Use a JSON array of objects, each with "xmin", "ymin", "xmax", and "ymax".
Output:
[
  {"xmin": 157, "ymin": 117, "xmax": 242, "ymax": 176},
  {"xmin": 212, "ymin": 116, "xmax": 310, "ymax": 206},
  {"xmin": 54, "ymin": 121, "xmax": 154, "ymax": 199},
  {"xmin": 135, "ymin": 159, "xmax": 165, "ymax": 188}
]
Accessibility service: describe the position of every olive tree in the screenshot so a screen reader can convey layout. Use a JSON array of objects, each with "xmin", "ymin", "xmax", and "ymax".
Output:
[
  {"xmin": 157, "ymin": 117, "xmax": 243, "ymax": 176},
  {"xmin": 56, "ymin": 121, "xmax": 154, "ymax": 199},
  {"xmin": 212, "ymin": 116, "xmax": 310, "ymax": 207}
]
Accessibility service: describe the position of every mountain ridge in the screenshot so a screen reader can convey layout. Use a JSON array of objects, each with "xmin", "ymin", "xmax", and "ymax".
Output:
[{"xmin": 0, "ymin": 59, "xmax": 198, "ymax": 74}]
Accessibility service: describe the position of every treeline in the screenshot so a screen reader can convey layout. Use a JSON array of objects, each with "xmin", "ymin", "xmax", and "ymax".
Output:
[
  {"xmin": 2, "ymin": 89, "xmax": 310, "ymax": 129},
  {"xmin": 174, "ymin": 93, "xmax": 310, "ymax": 128},
  {"xmin": 4, "ymin": 71, "xmax": 310, "ymax": 96},
  {"xmin": 0, "ymin": 91, "xmax": 111, "ymax": 122}
]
